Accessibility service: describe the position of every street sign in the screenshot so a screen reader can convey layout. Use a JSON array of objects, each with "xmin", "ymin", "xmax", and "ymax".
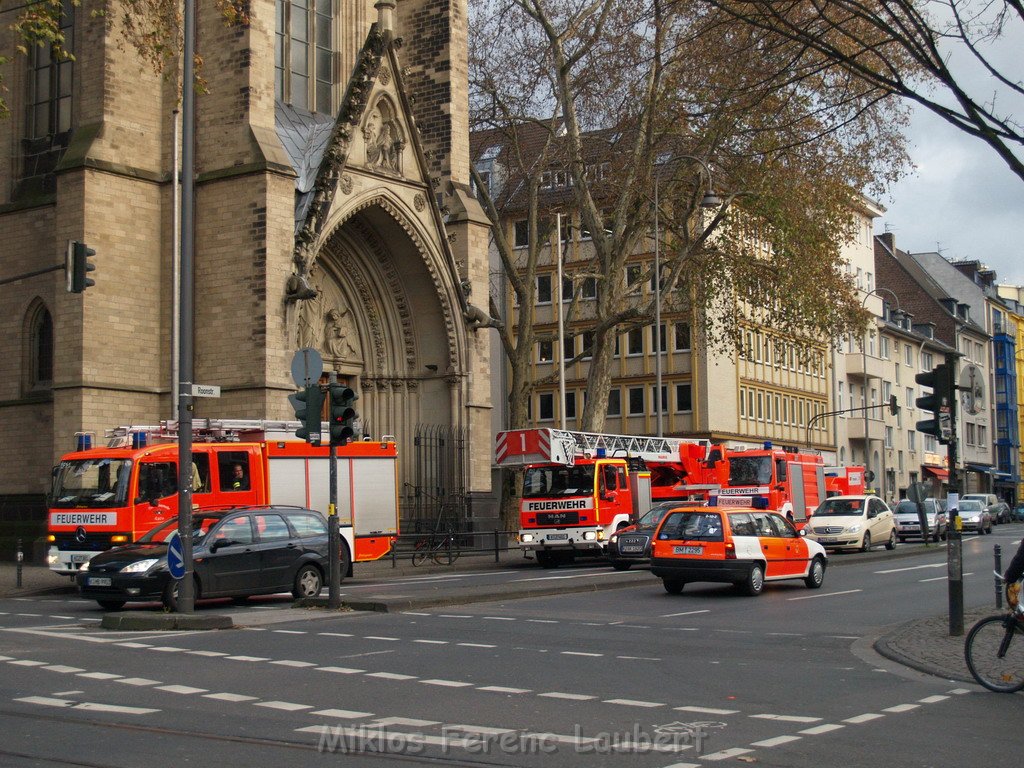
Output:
[
  {"xmin": 191, "ymin": 384, "xmax": 221, "ymax": 398},
  {"xmin": 167, "ymin": 532, "xmax": 185, "ymax": 580},
  {"xmin": 959, "ymin": 364, "xmax": 984, "ymax": 416},
  {"xmin": 291, "ymin": 348, "xmax": 324, "ymax": 388}
]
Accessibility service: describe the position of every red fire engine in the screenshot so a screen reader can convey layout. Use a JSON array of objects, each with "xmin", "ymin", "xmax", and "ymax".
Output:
[
  {"xmin": 494, "ymin": 428, "xmax": 710, "ymax": 568},
  {"xmin": 706, "ymin": 442, "xmax": 825, "ymax": 525},
  {"xmin": 47, "ymin": 420, "xmax": 399, "ymax": 577},
  {"xmin": 824, "ymin": 465, "xmax": 867, "ymax": 497}
]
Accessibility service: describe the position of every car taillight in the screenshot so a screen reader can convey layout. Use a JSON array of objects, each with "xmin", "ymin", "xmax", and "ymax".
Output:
[{"xmin": 725, "ymin": 541, "xmax": 736, "ymax": 559}]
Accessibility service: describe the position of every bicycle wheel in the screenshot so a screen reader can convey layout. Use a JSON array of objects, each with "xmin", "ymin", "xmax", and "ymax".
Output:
[
  {"xmin": 411, "ymin": 538, "xmax": 431, "ymax": 567},
  {"xmin": 964, "ymin": 615, "xmax": 1024, "ymax": 693},
  {"xmin": 431, "ymin": 536, "xmax": 460, "ymax": 566}
]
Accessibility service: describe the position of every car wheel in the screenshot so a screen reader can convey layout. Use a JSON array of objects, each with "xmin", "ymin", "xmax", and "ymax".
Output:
[
  {"xmin": 931, "ymin": 527, "xmax": 940, "ymax": 543},
  {"xmin": 611, "ymin": 560, "xmax": 632, "ymax": 571},
  {"xmin": 292, "ymin": 564, "xmax": 323, "ymax": 599},
  {"xmin": 663, "ymin": 579, "xmax": 685, "ymax": 595},
  {"xmin": 536, "ymin": 551, "xmax": 558, "ymax": 569},
  {"xmin": 742, "ymin": 563, "xmax": 765, "ymax": 596},
  {"xmin": 885, "ymin": 529, "xmax": 897, "ymax": 550},
  {"xmin": 804, "ymin": 557, "xmax": 825, "ymax": 589},
  {"xmin": 162, "ymin": 579, "xmax": 179, "ymax": 612},
  {"xmin": 860, "ymin": 532, "xmax": 872, "ymax": 553},
  {"xmin": 96, "ymin": 599, "xmax": 126, "ymax": 611}
]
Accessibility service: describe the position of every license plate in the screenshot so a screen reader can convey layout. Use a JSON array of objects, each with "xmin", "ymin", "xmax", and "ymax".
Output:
[
  {"xmin": 71, "ymin": 554, "xmax": 89, "ymax": 563},
  {"xmin": 620, "ymin": 545, "xmax": 645, "ymax": 553},
  {"xmin": 818, "ymin": 537, "xmax": 837, "ymax": 543},
  {"xmin": 87, "ymin": 577, "xmax": 112, "ymax": 587},
  {"xmin": 673, "ymin": 545, "xmax": 703, "ymax": 555},
  {"xmin": 547, "ymin": 533, "xmax": 568, "ymax": 540}
]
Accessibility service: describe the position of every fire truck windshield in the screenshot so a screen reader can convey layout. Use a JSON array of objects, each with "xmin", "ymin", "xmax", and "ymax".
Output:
[
  {"xmin": 51, "ymin": 459, "xmax": 132, "ymax": 508},
  {"xmin": 728, "ymin": 456, "xmax": 772, "ymax": 486},
  {"xmin": 522, "ymin": 465, "xmax": 595, "ymax": 498}
]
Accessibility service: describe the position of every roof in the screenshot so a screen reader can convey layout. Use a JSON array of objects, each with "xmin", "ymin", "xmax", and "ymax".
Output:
[{"xmin": 274, "ymin": 101, "xmax": 337, "ymax": 234}]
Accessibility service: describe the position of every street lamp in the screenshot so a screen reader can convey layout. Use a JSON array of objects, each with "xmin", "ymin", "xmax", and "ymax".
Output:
[
  {"xmin": 653, "ymin": 155, "xmax": 721, "ymax": 436},
  {"xmin": 556, "ymin": 211, "xmax": 567, "ymax": 430},
  {"xmin": 860, "ymin": 287, "xmax": 905, "ymax": 495}
]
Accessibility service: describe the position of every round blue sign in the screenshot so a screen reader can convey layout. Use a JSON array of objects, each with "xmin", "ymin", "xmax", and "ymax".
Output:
[{"xmin": 167, "ymin": 531, "xmax": 186, "ymax": 580}]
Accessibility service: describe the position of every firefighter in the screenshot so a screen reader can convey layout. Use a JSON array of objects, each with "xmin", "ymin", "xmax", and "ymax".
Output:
[{"xmin": 230, "ymin": 463, "xmax": 249, "ymax": 491}]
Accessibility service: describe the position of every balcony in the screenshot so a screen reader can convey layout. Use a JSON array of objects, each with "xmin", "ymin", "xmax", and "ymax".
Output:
[
  {"xmin": 847, "ymin": 415, "xmax": 885, "ymax": 443},
  {"xmin": 845, "ymin": 351, "xmax": 887, "ymax": 380}
]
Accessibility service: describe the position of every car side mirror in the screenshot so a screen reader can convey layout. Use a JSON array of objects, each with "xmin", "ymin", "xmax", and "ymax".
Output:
[{"xmin": 602, "ymin": 491, "xmax": 618, "ymax": 503}]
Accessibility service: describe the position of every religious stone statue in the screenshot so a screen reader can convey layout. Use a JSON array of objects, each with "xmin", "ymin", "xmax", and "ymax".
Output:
[{"xmin": 325, "ymin": 304, "xmax": 361, "ymax": 360}]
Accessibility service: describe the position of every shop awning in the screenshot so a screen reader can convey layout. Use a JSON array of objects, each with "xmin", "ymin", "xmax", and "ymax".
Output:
[{"xmin": 923, "ymin": 466, "xmax": 949, "ymax": 479}]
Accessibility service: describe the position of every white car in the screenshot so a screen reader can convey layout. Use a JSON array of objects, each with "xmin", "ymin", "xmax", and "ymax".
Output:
[
  {"xmin": 894, "ymin": 499, "xmax": 947, "ymax": 542},
  {"xmin": 806, "ymin": 495, "xmax": 897, "ymax": 552}
]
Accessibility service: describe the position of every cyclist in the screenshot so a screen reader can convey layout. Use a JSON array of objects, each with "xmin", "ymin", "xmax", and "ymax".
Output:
[{"xmin": 1003, "ymin": 536, "xmax": 1024, "ymax": 607}]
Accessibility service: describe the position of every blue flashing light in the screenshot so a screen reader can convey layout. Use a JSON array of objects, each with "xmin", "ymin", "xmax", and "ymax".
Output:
[
  {"xmin": 131, "ymin": 431, "xmax": 147, "ymax": 449},
  {"xmin": 752, "ymin": 496, "xmax": 770, "ymax": 509},
  {"xmin": 596, "ymin": 447, "xmax": 607, "ymax": 458},
  {"xmin": 76, "ymin": 433, "xmax": 92, "ymax": 451},
  {"xmin": 762, "ymin": 441, "xmax": 772, "ymax": 450}
]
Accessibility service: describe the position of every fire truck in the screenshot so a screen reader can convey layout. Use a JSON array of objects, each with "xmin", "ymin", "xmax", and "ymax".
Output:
[
  {"xmin": 707, "ymin": 442, "xmax": 825, "ymax": 525},
  {"xmin": 47, "ymin": 420, "xmax": 399, "ymax": 577},
  {"xmin": 494, "ymin": 428, "xmax": 710, "ymax": 568},
  {"xmin": 824, "ymin": 465, "xmax": 867, "ymax": 497}
]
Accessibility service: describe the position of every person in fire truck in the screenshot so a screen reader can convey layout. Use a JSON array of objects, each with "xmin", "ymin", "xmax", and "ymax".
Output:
[{"xmin": 230, "ymin": 463, "xmax": 250, "ymax": 491}]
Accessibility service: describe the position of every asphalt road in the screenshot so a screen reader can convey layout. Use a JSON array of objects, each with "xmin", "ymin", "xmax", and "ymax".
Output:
[{"xmin": 1, "ymin": 528, "xmax": 1022, "ymax": 767}]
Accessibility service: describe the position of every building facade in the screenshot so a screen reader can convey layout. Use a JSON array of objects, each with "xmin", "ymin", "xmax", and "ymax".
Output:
[{"xmin": 0, "ymin": 0, "xmax": 496, "ymax": 532}]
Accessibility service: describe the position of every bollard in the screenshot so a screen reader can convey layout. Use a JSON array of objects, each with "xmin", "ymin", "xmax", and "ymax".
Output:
[
  {"xmin": 16, "ymin": 538, "xmax": 24, "ymax": 588},
  {"xmin": 494, "ymin": 529, "xmax": 500, "ymax": 563},
  {"xmin": 994, "ymin": 544, "xmax": 1003, "ymax": 609},
  {"xmin": 391, "ymin": 539, "xmax": 397, "ymax": 569}
]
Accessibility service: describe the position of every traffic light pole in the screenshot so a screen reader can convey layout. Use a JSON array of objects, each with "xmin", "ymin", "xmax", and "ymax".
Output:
[
  {"xmin": 945, "ymin": 352, "xmax": 963, "ymax": 636},
  {"xmin": 327, "ymin": 374, "xmax": 342, "ymax": 609}
]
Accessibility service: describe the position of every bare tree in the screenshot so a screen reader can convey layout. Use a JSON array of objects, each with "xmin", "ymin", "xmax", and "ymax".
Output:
[{"xmin": 703, "ymin": 0, "xmax": 1024, "ymax": 182}]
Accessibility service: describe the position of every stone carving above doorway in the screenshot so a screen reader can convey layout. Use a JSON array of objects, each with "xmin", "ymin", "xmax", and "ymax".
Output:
[
  {"xmin": 295, "ymin": 266, "xmax": 363, "ymax": 365},
  {"xmin": 363, "ymin": 96, "xmax": 404, "ymax": 174}
]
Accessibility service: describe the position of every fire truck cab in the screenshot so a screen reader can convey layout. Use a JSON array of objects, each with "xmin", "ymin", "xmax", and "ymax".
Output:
[{"xmin": 709, "ymin": 443, "xmax": 825, "ymax": 525}]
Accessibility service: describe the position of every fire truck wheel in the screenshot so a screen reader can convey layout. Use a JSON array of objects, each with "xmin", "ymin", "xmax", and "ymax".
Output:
[
  {"xmin": 96, "ymin": 599, "xmax": 126, "ymax": 611},
  {"xmin": 885, "ymin": 529, "xmax": 897, "ymax": 550},
  {"xmin": 611, "ymin": 560, "xmax": 632, "ymax": 571},
  {"xmin": 536, "ymin": 551, "xmax": 559, "ymax": 569},
  {"xmin": 859, "ymin": 532, "xmax": 872, "ymax": 553},
  {"xmin": 293, "ymin": 564, "xmax": 324, "ymax": 599},
  {"xmin": 741, "ymin": 563, "xmax": 765, "ymax": 596},
  {"xmin": 804, "ymin": 557, "xmax": 825, "ymax": 589},
  {"xmin": 663, "ymin": 579, "xmax": 685, "ymax": 595}
]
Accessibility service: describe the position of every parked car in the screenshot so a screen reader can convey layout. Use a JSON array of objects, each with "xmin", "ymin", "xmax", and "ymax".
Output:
[
  {"xmin": 805, "ymin": 495, "xmax": 897, "ymax": 552},
  {"xmin": 650, "ymin": 506, "xmax": 827, "ymax": 596},
  {"xmin": 961, "ymin": 493, "xmax": 1006, "ymax": 525},
  {"xmin": 606, "ymin": 501, "xmax": 682, "ymax": 570},
  {"xmin": 894, "ymin": 498, "xmax": 947, "ymax": 543},
  {"xmin": 1013, "ymin": 502, "xmax": 1024, "ymax": 522},
  {"xmin": 990, "ymin": 501, "xmax": 1012, "ymax": 525},
  {"xmin": 955, "ymin": 499, "xmax": 993, "ymax": 535},
  {"xmin": 77, "ymin": 506, "xmax": 331, "ymax": 610}
]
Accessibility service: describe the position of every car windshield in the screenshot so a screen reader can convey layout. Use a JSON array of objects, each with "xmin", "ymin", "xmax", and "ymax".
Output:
[
  {"xmin": 522, "ymin": 465, "xmax": 595, "ymax": 498},
  {"xmin": 657, "ymin": 511, "xmax": 724, "ymax": 542},
  {"xmin": 137, "ymin": 515, "xmax": 223, "ymax": 543},
  {"xmin": 814, "ymin": 498, "xmax": 867, "ymax": 517},
  {"xmin": 958, "ymin": 500, "xmax": 983, "ymax": 512},
  {"xmin": 51, "ymin": 458, "xmax": 132, "ymax": 508},
  {"xmin": 895, "ymin": 500, "xmax": 935, "ymax": 515},
  {"xmin": 728, "ymin": 456, "xmax": 772, "ymax": 486}
]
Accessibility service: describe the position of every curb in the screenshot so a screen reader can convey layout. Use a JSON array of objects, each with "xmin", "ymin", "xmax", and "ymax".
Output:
[{"xmin": 99, "ymin": 612, "xmax": 233, "ymax": 631}]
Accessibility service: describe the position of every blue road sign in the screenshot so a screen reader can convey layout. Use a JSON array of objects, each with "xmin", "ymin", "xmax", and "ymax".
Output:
[{"xmin": 167, "ymin": 532, "xmax": 185, "ymax": 580}]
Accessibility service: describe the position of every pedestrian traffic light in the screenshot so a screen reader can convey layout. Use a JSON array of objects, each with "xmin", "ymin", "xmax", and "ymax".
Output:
[
  {"xmin": 293, "ymin": 385, "xmax": 324, "ymax": 445},
  {"xmin": 915, "ymin": 363, "xmax": 952, "ymax": 443},
  {"xmin": 328, "ymin": 383, "xmax": 358, "ymax": 446},
  {"xmin": 66, "ymin": 240, "xmax": 97, "ymax": 293}
]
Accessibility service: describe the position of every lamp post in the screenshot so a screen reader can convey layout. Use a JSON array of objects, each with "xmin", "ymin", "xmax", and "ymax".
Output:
[
  {"xmin": 860, "ymin": 287, "xmax": 903, "ymax": 496},
  {"xmin": 652, "ymin": 156, "xmax": 721, "ymax": 436}
]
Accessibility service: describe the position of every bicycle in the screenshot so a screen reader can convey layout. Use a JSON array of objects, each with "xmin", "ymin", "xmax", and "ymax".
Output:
[
  {"xmin": 963, "ymin": 574, "xmax": 1024, "ymax": 693},
  {"xmin": 411, "ymin": 529, "xmax": 462, "ymax": 566}
]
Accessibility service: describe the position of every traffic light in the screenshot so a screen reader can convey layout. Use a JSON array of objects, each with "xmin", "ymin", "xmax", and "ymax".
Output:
[
  {"xmin": 66, "ymin": 241, "xmax": 96, "ymax": 293},
  {"xmin": 328, "ymin": 383, "xmax": 358, "ymax": 446},
  {"xmin": 292, "ymin": 385, "xmax": 325, "ymax": 445},
  {"xmin": 915, "ymin": 363, "xmax": 952, "ymax": 443}
]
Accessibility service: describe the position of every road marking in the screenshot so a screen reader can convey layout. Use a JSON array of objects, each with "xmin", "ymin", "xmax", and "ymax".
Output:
[
  {"xmin": 117, "ymin": 678, "xmax": 161, "ymax": 686},
  {"xmin": 674, "ymin": 706, "xmax": 740, "ymax": 715},
  {"xmin": 51, "ymin": 616, "xmax": 75, "ymax": 620},
  {"xmin": 477, "ymin": 685, "xmax": 532, "ymax": 694},
  {"xmin": 512, "ymin": 571, "xmax": 628, "ymax": 582},
  {"xmin": 602, "ymin": 698, "xmax": 664, "ymax": 708},
  {"xmin": 438, "ymin": 614, "xmax": 473, "ymax": 619},
  {"xmin": 420, "ymin": 679, "xmax": 474, "ymax": 688},
  {"xmin": 118, "ymin": 643, "xmax": 153, "ymax": 648},
  {"xmin": 919, "ymin": 576, "xmax": 948, "ymax": 582},
  {"xmin": 271, "ymin": 660, "xmax": 317, "ymax": 668},
  {"xmin": 448, "ymin": 724, "xmax": 516, "ymax": 736},
  {"xmin": 157, "ymin": 685, "xmax": 208, "ymax": 695},
  {"xmin": 526, "ymin": 619, "xmax": 559, "ymax": 624},
  {"xmin": 368, "ymin": 717, "xmax": 441, "ymax": 727},
  {"xmin": 0, "ymin": 655, "xmax": 11, "ymax": 661},
  {"xmin": 16, "ymin": 613, "xmax": 42, "ymax": 617},
  {"xmin": 319, "ymin": 632, "xmax": 354, "ymax": 638},
  {"xmin": 751, "ymin": 735, "xmax": 802, "ymax": 747},
  {"xmin": 8, "ymin": 660, "xmax": 47, "ymax": 666},
  {"xmin": 800, "ymin": 723, "xmax": 845, "ymax": 735},
  {"xmin": 312, "ymin": 708, "xmax": 375, "ymax": 719},
  {"xmin": 618, "ymin": 656, "xmax": 661, "ymax": 661},
  {"xmin": 255, "ymin": 700, "xmax": 313, "ymax": 711},
  {"xmin": 875, "ymin": 563, "xmax": 945, "ymax": 574},
  {"xmin": 42, "ymin": 665, "xmax": 84, "ymax": 674},
  {"xmin": 225, "ymin": 655, "xmax": 270, "ymax": 662},
  {"xmin": 273, "ymin": 630, "xmax": 306, "ymax": 635},
  {"xmin": 702, "ymin": 747, "xmax": 754, "ymax": 760},
  {"xmin": 843, "ymin": 713, "xmax": 883, "ymax": 723},
  {"xmin": 918, "ymin": 695, "xmax": 949, "ymax": 704},
  {"xmin": 188, "ymin": 650, "xmax": 228, "ymax": 657},
  {"xmin": 538, "ymin": 692, "xmax": 596, "ymax": 701},
  {"xmin": 458, "ymin": 643, "xmax": 496, "ymax": 648},
  {"xmin": 15, "ymin": 696, "xmax": 159, "ymax": 715},
  {"xmin": 788, "ymin": 589, "xmax": 862, "ymax": 601},
  {"xmin": 317, "ymin": 666, "xmax": 365, "ymax": 674},
  {"xmin": 365, "ymin": 672, "xmax": 417, "ymax": 680},
  {"xmin": 401, "ymin": 612, "xmax": 432, "ymax": 616},
  {"xmin": 413, "ymin": 639, "xmax": 448, "ymax": 645},
  {"xmin": 562, "ymin": 651, "xmax": 603, "ymax": 657},
  {"xmin": 364, "ymin": 636, "xmax": 400, "ymax": 641},
  {"xmin": 204, "ymin": 692, "xmax": 258, "ymax": 702},
  {"xmin": 483, "ymin": 616, "xmax": 515, "ymax": 621},
  {"xmin": 751, "ymin": 714, "xmax": 821, "ymax": 723},
  {"xmin": 77, "ymin": 672, "xmax": 121, "ymax": 680},
  {"xmin": 882, "ymin": 703, "xmax": 920, "ymax": 713},
  {"xmin": 150, "ymin": 646, "xmax": 187, "ymax": 653},
  {"xmin": 948, "ymin": 689, "xmax": 971, "ymax": 695}
]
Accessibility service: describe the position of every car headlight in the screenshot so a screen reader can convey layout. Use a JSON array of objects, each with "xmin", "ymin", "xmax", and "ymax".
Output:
[
  {"xmin": 521, "ymin": 534, "xmax": 535, "ymax": 543},
  {"xmin": 609, "ymin": 534, "xmax": 619, "ymax": 544},
  {"xmin": 847, "ymin": 524, "xmax": 861, "ymax": 533},
  {"xmin": 583, "ymin": 531, "xmax": 597, "ymax": 541},
  {"xmin": 120, "ymin": 558, "xmax": 160, "ymax": 574}
]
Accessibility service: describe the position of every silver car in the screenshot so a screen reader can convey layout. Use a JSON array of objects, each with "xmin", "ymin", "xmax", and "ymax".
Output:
[
  {"xmin": 894, "ymin": 499, "xmax": 947, "ymax": 542},
  {"xmin": 955, "ymin": 499, "xmax": 993, "ymax": 534}
]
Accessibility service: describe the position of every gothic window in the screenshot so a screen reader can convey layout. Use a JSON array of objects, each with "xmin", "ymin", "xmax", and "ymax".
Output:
[
  {"xmin": 21, "ymin": 0, "xmax": 74, "ymax": 191},
  {"xmin": 26, "ymin": 302, "xmax": 54, "ymax": 392},
  {"xmin": 276, "ymin": 0, "xmax": 335, "ymax": 115}
]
